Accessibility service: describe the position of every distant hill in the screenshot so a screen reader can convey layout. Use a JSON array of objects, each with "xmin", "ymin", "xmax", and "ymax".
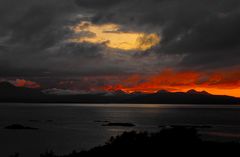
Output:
[
  {"xmin": 0, "ymin": 82, "xmax": 45, "ymax": 101},
  {"xmin": 0, "ymin": 82, "xmax": 239, "ymax": 104}
]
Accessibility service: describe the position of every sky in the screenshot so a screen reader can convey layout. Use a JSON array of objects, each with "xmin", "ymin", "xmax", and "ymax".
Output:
[{"xmin": 0, "ymin": 0, "xmax": 240, "ymax": 97}]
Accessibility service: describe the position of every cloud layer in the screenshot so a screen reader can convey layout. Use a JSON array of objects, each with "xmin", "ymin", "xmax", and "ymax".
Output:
[{"xmin": 0, "ymin": 0, "xmax": 240, "ymax": 95}]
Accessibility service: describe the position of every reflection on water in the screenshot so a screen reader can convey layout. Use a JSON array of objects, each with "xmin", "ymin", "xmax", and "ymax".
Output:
[{"xmin": 1, "ymin": 103, "xmax": 240, "ymax": 157}]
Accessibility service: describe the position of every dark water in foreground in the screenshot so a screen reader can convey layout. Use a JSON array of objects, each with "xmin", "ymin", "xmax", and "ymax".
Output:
[{"xmin": 1, "ymin": 103, "xmax": 240, "ymax": 157}]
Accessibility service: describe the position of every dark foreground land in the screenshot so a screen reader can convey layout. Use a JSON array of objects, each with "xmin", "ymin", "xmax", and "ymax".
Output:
[{"xmin": 10, "ymin": 126, "xmax": 240, "ymax": 157}]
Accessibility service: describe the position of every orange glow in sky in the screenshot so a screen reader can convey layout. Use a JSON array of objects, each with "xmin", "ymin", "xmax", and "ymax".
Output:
[
  {"xmin": 102, "ymin": 69, "xmax": 240, "ymax": 98},
  {"xmin": 70, "ymin": 21, "xmax": 160, "ymax": 51},
  {"xmin": 14, "ymin": 79, "xmax": 40, "ymax": 89}
]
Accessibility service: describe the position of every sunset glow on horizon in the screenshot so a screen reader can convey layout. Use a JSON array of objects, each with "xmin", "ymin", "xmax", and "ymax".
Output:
[{"xmin": 101, "ymin": 69, "xmax": 240, "ymax": 98}]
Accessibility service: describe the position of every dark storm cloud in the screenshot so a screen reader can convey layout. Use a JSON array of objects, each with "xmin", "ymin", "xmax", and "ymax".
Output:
[
  {"xmin": 75, "ymin": 0, "xmax": 240, "ymax": 70},
  {"xmin": 0, "ymin": 0, "xmax": 107, "ymax": 77},
  {"xmin": 75, "ymin": 0, "xmax": 122, "ymax": 9},
  {"xmin": 55, "ymin": 42, "xmax": 103, "ymax": 58},
  {"xmin": 0, "ymin": 0, "xmax": 80, "ymax": 51}
]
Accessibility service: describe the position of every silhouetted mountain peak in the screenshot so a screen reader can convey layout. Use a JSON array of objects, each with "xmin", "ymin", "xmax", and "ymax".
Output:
[
  {"xmin": 187, "ymin": 89, "xmax": 199, "ymax": 94},
  {"xmin": 130, "ymin": 91, "xmax": 144, "ymax": 95},
  {"xmin": 113, "ymin": 90, "xmax": 127, "ymax": 95},
  {"xmin": 0, "ymin": 82, "xmax": 16, "ymax": 89},
  {"xmin": 187, "ymin": 89, "xmax": 211, "ymax": 95},
  {"xmin": 199, "ymin": 90, "xmax": 210, "ymax": 95},
  {"xmin": 156, "ymin": 90, "xmax": 169, "ymax": 94}
]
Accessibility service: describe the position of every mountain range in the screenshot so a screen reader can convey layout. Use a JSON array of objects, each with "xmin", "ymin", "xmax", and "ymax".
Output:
[{"xmin": 0, "ymin": 82, "xmax": 239, "ymax": 104}]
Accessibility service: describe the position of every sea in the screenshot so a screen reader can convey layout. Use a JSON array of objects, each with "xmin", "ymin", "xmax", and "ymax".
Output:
[{"xmin": 1, "ymin": 103, "xmax": 240, "ymax": 157}]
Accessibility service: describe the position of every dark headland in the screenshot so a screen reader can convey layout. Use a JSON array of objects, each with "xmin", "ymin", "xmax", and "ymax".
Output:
[{"xmin": 34, "ymin": 126, "xmax": 240, "ymax": 156}]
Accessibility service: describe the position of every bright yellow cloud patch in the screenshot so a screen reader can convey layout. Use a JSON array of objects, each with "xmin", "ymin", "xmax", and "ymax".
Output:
[{"xmin": 70, "ymin": 22, "xmax": 160, "ymax": 51}]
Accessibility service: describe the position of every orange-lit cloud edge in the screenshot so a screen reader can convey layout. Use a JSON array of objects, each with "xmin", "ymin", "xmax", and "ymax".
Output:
[
  {"xmin": 69, "ymin": 21, "xmax": 160, "ymax": 51},
  {"xmin": 14, "ymin": 79, "xmax": 40, "ymax": 89},
  {"xmin": 101, "ymin": 69, "xmax": 240, "ymax": 98}
]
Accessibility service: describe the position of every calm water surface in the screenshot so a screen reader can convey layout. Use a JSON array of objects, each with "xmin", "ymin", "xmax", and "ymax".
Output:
[{"xmin": 1, "ymin": 103, "xmax": 240, "ymax": 157}]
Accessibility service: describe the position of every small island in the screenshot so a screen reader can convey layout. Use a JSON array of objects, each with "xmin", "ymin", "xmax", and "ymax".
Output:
[
  {"xmin": 102, "ymin": 123, "xmax": 135, "ymax": 127},
  {"xmin": 4, "ymin": 124, "xmax": 38, "ymax": 130}
]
